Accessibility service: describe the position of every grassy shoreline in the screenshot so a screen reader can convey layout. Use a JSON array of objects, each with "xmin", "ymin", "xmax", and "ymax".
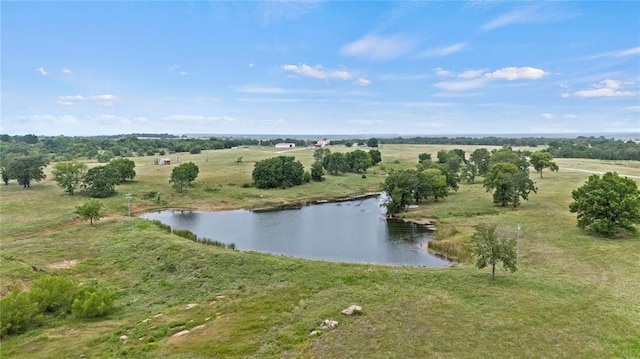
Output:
[{"xmin": 1, "ymin": 145, "xmax": 639, "ymax": 358}]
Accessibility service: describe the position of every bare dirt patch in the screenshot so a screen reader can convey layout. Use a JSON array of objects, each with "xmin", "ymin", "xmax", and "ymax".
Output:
[{"xmin": 48, "ymin": 259, "xmax": 78, "ymax": 269}]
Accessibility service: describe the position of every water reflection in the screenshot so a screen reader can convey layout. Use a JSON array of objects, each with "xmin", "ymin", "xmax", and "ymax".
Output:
[{"xmin": 141, "ymin": 196, "xmax": 452, "ymax": 267}]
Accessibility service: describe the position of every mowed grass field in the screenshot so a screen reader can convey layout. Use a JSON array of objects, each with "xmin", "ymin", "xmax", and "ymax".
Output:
[{"xmin": 0, "ymin": 144, "xmax": 639, "ymax": 358}]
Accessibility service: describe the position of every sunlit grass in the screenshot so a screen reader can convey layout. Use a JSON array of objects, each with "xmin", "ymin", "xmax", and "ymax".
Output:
[{"xmin": 1, "ymin": 145, "xmax": 638, "ymax": 358}]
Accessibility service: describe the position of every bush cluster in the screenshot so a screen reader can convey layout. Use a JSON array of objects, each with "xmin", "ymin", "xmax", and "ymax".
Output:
[{"xmin": 0, "ymin": 276, "xmax": 115, "ymax": 337}]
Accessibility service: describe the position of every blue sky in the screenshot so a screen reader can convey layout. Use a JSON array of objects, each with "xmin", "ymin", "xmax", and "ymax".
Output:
[{"xmin": 1, "ymin": 1, "xmax": 639, "ymax": 137}]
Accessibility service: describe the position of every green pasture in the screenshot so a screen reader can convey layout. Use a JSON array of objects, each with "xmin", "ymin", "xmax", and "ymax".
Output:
[{"xmin": 0, "ymin": 145, "xmax": 638, "ymax": 358}]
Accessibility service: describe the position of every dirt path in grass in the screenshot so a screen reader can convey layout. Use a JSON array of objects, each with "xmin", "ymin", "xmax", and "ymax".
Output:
[{"xmin": 561, "ymin": 167, "xmax": 640, "ymax": 179}]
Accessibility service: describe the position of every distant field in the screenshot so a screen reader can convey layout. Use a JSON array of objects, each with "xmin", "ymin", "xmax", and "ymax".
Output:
[{"xmin": 1, "ymin": 145, "xmax": 638, "ymax": 358}]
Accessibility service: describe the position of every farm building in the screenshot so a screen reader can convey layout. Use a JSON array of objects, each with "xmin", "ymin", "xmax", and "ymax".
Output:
[
  {"xmin": 275, "ymin": 143, "xmax": 296, "ymax": 148},
  {"xmin": 314, "ymin": 139, "xmax": 330, "ymax": 147}
]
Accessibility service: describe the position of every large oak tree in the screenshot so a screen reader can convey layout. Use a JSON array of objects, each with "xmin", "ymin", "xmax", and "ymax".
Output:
[{"xmin": 569, "ymin": 172, "xmax": 640, "ymax": 236}]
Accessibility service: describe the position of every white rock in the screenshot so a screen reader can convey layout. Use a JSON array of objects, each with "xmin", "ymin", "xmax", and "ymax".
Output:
[
  {"xmin": 119, "ymin": 335, "xmax": 128, "ymax": 342},
  {"xmin": 341, "ymin": 305, "xmax": 362, "ymax": 316},
  {"xmin": 173, "ymin": 330, "xmax": 190, "ymax": 337},
  {"xmin": 320, "ymin": 319, "xmax": 338, "ymax": 330}
]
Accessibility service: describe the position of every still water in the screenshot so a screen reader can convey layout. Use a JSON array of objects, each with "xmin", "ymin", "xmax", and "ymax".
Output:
[{"xmin": 141, "ymin": 196, "xmax": 452, "ymax": 267}]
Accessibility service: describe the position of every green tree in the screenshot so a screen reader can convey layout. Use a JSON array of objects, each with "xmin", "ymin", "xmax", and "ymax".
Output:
[
  {"xmin": 4, "ymin": 156, "xmax": 48, "ymax": 188},
  {"xmin": 96, "ymin": 151, "xmax": 114, "ymax": 163},
  {"xmin": 418, "ymin": 152, "xmax": 432, "ymax": 163},
  {"xmin": 313, "ymin": 148, "xmax": 331, "ymax": 164},
  {"xmin": 75, "ymin": 198, "xmax": 105, "ymax": 225},
  {"xmin": 344, "ymin": 140, "xmax": 354, "ymax": 147},
  {"xmin": 569, "ymin": 172, "xmax": 640, "ymax": 236},
  {"xmin": 421, "ymin": 168, "xmax": 449, "ymax": 201},
  {"xmin": 252, "ymin": 156, "xmax": 304, "ymax": 189},
  {"xmin": 106, "ymin": 158, "xmax": 136, "ymax": 183},
  {"xmin": 470, "ymin": 148, "xmax": 491, "ymax": 176},
  {"xmin": 383, "ymin": 169, "xmax": 419, "ymax": 215},
  {"xmin": 345, "ymin": 149, "xmax": 372, "ymax": 173},
  {"xmin": 310, "ymin": 162, "xmax": 325, "ymax": 181},
  {"xmin": 1, "ymin": 165, "xmax": 10, "ymax": 185},
  {"xmin": 529, "ymin": 151, "xmax": 559, "ymax": 178},
  {"xmin": 460, "ymin": 162, "xmax": 478, "ymax": 184},
  {"xmin": 474, "ymin": 224, "xmax": 517, "ymax": 280},
  {"xmin": 369, "ymin": 149, "xmax": 382, "ymax": 165},
  {"xmin": 170, "ymin": 162, "xmax": 199, "ymax": 192},
  {"xmin": 367, "ymin": 138, "xmax": 379, "ymax": 147},
  {"xmin": 489, "ymin": 146, "xmax": 529, "ymax": 171},
  {"xmin": 483, "ymin": 163, "xmax": 536, "ymax": 207},
  {"xmin": 323, "ymin": 152, "xmax": 348, "ymax": 175},
  {"xmin": 52, "ymin": 161, "xmax": 88, "ymax": 195},
  {"xmin": 82, "ymin": 166, "xmax": 118, "ymax": 198}
]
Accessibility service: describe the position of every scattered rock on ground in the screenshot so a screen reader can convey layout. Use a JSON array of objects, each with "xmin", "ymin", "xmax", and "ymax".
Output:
[
  {"xmin": 184, "ymin": 303, "xmax": 198, "ymax": 309},
  {"xmin": 119, "ymin": 335, "xmax": 128, "ymax": 343},
  {"xmin": 173, "ymin": 330, "xmax": 190, "ymax": 337},
  {"xmin": 320, "ymin": 319, "xmax": 338, "ymax": 330},
  {"xmin": 341, "ymin": 305, "xmax": 362, "ymax": 316}
]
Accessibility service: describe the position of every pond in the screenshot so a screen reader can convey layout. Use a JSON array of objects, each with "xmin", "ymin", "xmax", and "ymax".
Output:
[{"xmin": 141, "ymin": 195, "xmax": 452, "ymax": 267}]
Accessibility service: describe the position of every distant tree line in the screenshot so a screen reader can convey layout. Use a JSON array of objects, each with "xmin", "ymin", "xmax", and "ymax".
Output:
[{"xmin": 1, "ymin": 134, "xmax": 637, "ymax": 162}]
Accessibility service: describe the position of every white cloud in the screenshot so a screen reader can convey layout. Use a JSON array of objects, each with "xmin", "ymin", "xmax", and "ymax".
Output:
[
  {"xmin": 133, "ymin": 116, "xmax": 150, "ymax": 123},
  {"xmin": 93, "ymin": 114, "xmax": 131, "ymax": 125},
  {"xmin": 248, "ymin": 63, "xmax": 255, "ymax": 68},
  {"xmin": 353, "ymin": 77, "xmax": 371, "ymax": 87},
  {"xmin": 420, "ymin": 42, "xmax": 466, "ymax": 57},
  {"xmin": 15, "ymin": 114, "xmax": 78, "ymax": 124},
  {"xmin": 62, "ymin": 68, "xmax": 72, "ymax": 74},
  {"xmin": 57, "ymin": 101, "xmax": 75, "ymax": 106},
  {"xmin": 561, "ymin": 92, "xmax": 570, "ymax": 98},
  {"xmin": 160, "ymin": 115, "xmax": 236, "ymax": 124},
  {"xmin": 347, "ymin": 119, "xmax": 383, "ymax": 126},
  {"xmin": 88, "ymin": 94, "xmax": 120, "ymax": 107},
  {"xmin": 261, "ymin": 119, "xmax": 285, "ymax": 125},
  {"xmin": 434, "ymin": 78, "xmax": 488, "ymax": 91},
  {"xmin": 484, "ymin": 67, "xmax": 547, "ymax": 80},
  {"xmin": 179, "ymin": 71, "xmax": 189, "ymax": 76},
  {"xmin": 541, "ymin": 113, "xmax": 554, "ymax": 119},
  {"xmin": 616, "ymin": 46, "xmax": 640, "ymax": 57},
  {"xmin": 59, "ymin": 95, "xmax": 85, "ymax": 101},
  {"xmin": 619, "ymin": 106, "xmax": 640, "ymax": 113},
  {"xmin": 563, "ymin": 114, "xmax": 578, "ymax": 119},
  {"xmin": 574, "ymin": 79, "xmax": 635, "ymax": 98},
  {"xmin": 482, "ymin": 6, "xmax": 540, "ymax": 30},
  {"xmin": 378, "ymin": 73, "xmax": 430, "ymax": 81},
  {"xmin": 458, "ymin": 69, "xmax": 484, "ymax": 79},
  {"xmin": 588, "ymin": 46, "xmax": 640, "ymax": 59},
  {"xmin": 282, "ymin": 64, "xmax": 352, "ymax": 80},
  {"xmin": 235, "ymin": 85, "xmax": 287, "ymax": 94},
  {"xmin": 36, "ymin": 67, "xmax": 47, "ymax": 76},
  {"xmin": 341, "ymin": 34, "xmax": 414, "ymax": 61},
  {"xmin": 434, "ymin": 67, "xmax": 453, "ymax": 76}
]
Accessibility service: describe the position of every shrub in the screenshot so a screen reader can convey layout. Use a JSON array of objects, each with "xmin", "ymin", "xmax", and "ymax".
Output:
[
  {"xmin": 29, "ymin": 276, "xmax": 78, "ymax": 314},
  {"xmin": 72, "ymin": 287, "xmax": 116, "ymax": 318},
  {"xmin": 0, "ymin": 277, "xmax": 115, "ymax": 337},
  {"xmin": 0, "ymin": 289, "xmax": 44, "ymax": 337}
]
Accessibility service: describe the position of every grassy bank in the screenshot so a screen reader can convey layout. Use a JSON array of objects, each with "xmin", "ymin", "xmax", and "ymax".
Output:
[{"xmin": 1, "ymin": 145, "xmax": 639, "ymax": 358}]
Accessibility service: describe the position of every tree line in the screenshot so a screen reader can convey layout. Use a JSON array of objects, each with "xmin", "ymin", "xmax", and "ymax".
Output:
[
  {"xmin": 251, "ymin": 148, "xmax": 382, "ymax": 189},
  {"xmin": 2, "ymin": 133, "xmax": 637, "ymax": 162},
  {"xmin": 383, "ymin": 146, "xmax": 551, "ymax": 215}
]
